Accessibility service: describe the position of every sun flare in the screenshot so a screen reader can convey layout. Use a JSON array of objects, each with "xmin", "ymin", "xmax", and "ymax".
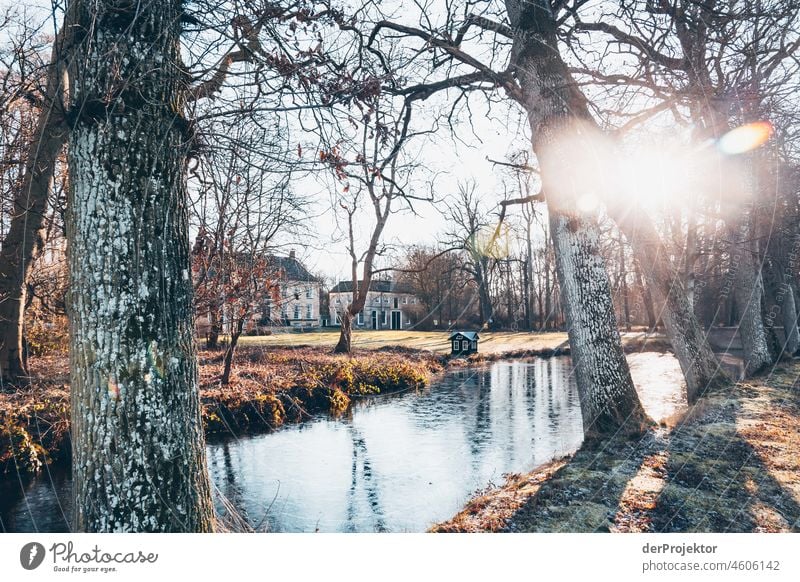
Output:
[{"xmin": 717, "ymin": 121, "xmax": 773, "ymax": 155}]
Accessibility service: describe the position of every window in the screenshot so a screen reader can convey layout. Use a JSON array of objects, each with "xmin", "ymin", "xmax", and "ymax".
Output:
[
  {"xmin": 306, "ymin": 304, "xmax": 313, "ymax": 319},
  {"xmin": 462, "ymin": 340, "xmax": 469, "ymax": 350},
  {"xmin": 381, "ymin": 311, "xmax": 387, "ymax": 325},
  {"xmin": 294, "ymin": 288, "xmax": 300, "ymax": 300},
  {"xmin": 403, "ymin": 296, "xmax": 407, "ymax": 304},
  {"xmin": 306, "ymin": 287, "xmax": 312, "ymax": 298},
  {"xmin": 281, "ymin": 307, "xmax": 287, "ymax": 319},
  {"xmin": 411, "ymin": 298, "xmax": 416, "ymax": 304},
  {"xmin": 335, "ymin": 297, "xmax": 341, "ymax": 304},
  {"xmin": 294, "ymin": 305, "xmax": 300, "ymax": 320},
  {"xmin": 383, "ymin": 297, "xmax": 389, "ymax": 303},
  {"xmin": 357, "ymin": 311, "xmax": 364, "ymax": 325},
  {"xmin": 452, "ymin": 340, "xmax": 460, "ymax": 351}
]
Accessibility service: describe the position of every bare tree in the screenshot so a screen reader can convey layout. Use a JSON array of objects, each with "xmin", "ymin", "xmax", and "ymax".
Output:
[
  {"xmin": 366, "ymin": 2, "xmax": 653, "ymax": 432},
  {"xmin": 444, "ymin": 180, "xmax": 499, "ymax": 329},
  {"xmin": 317, "ymin": 92, "xmax": 430, "ymax": 353},
  {"xmin": 0, "ymin": 7, "xmax": 75, "ymax": 380}
]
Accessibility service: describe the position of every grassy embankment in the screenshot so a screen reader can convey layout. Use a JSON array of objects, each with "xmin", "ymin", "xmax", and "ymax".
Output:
[
  {"xmin": 433, "ymin": 361, "xmax": 800, "ymax": 533},
  {"xmin": 0, "ymin": 329, "xmax": 668, "ymax": 477}
]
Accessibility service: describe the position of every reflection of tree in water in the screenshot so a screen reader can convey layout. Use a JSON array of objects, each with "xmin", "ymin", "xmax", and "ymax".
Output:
[
  {"xmin": 468, "ymin": 372, "xmax": 492, "ymax": 461},
  {"xmin": 208, "ymin": 441, "xmax": 259, "ymax": 529},
  {"xmin": 344, "ymin": 424, "xmax": 387, "ymax": 532}
]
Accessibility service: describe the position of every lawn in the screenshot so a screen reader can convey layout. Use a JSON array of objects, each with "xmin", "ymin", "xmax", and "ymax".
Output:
[{"xmin": 238, "ymin": 329, "xmax": 571, "ymax": 354}]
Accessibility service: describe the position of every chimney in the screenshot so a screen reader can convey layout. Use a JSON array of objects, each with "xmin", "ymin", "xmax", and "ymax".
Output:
[{"xmin": 289, "ymin": 249, "xmax": 296, "ymax": 260}]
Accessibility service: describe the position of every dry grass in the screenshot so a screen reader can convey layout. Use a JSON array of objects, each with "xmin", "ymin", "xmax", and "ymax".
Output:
[
  {"xmin": 431, "ymin": 459, "xmax": 569, "ymax": 533},
  {"xmin": 238, "ymin": 329, "xmax": 570, "ymax": 354},
  {"xmin": 237, "ymin": 329, "xmax": 668, "ymax": 354}
]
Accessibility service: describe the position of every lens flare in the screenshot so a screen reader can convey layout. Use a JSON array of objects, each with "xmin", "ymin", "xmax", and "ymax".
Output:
[{"xmin": 717, "ymin": 121, "xmax": 773, "ymax": 155}]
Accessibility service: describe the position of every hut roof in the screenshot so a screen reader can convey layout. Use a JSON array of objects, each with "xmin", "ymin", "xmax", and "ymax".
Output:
[{"xmin": 449, "ymin": 331, "xmax": 479, "ymax": 341}]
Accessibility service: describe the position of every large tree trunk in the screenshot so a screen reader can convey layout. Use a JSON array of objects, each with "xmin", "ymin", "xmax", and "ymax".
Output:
[
  {"xmin": 0, "ymin": 6, "xmax": 76, "ymax": 380},
  {"xmin": 66, "ymin": 0, "xmax": 214, "ymax": 532},
  {"xmin": 549, "ymin": 212, "xmax": 649, "ymax": 435},
  {"xmin": 506, "ymin": 0, "xmax": 649, "ymax": 437}
]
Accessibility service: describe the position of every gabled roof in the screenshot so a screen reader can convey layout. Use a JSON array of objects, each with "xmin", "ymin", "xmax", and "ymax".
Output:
[
  {"xmin": 330, "ymin": 279, "xmax": 415, "ymax": 294},
  {"xmin": 268, "ymin": 255, "xmax": 320, "ymax": 283},
  {"xmin": 449, "ymin": 331, "xmax": 479, "ymax": 341}
]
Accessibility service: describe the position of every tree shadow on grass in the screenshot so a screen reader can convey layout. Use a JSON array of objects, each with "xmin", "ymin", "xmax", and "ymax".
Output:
[
  {"xmin": 504, "ymin": 429, "xmax": 664, "ymax": 532},
  {"xmin": 646, "ymin": 386, "xmax": 800, "ymax": 532},
  {"xmin": 505, "ymin": 378, "xmax": 800, "ymax": 532}
]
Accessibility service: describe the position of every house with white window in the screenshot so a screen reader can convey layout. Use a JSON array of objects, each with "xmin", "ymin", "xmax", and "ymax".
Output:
[
  {"xmin": 194, "ymin": 249, "xmax": 322, "ymax": 337},
  {"xmin": 260, "ymin": 250, "xmax": 322, "ymax": 329},
  {"xmin": 328, "ymin": 279, "xmax": 420, "ymax": 330}
]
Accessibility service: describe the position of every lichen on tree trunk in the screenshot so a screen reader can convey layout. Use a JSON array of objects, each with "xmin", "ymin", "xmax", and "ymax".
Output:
[{"xmin": 66, "ymin": 0, "xmax": 214, "ymax": 532}]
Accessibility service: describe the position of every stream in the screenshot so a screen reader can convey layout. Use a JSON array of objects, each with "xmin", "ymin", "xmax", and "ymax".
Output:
[{"xmin": 0, "ymin": 353, "xmax": 687, "ymax": 533}]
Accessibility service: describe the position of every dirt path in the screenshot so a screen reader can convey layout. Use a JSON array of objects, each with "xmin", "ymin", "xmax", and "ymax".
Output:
[{"xmin": 433, "ymin": 361, "xmax": 800, "ymax": 533}]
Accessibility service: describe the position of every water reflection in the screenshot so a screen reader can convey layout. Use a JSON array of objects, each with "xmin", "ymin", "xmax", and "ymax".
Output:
[
  {"xmin": 2, "ymin": 354, "xmax": 688, "ymax": 533},
  {"xmin": 207, "ymin": 358, "xmax": 585, "ymax": 532}
]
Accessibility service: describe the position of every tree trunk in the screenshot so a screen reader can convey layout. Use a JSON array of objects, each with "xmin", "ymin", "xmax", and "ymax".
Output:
[
  {"xmin": 544, "ymin": 234, "xmax": 552, "ymax": 329},
  {"xmin": 221, "ymin": 318, "xmax": 245, "ymax": 385},
  {"xmin": 66, "ymin": 0, "xmax": 214, "ymax": 532},
  {"xmin": 0, "ymin": 6, "xmax": 77, "ymax": 380},
  {"xmin": 206, "ymin": 305, "xmax": 221, "ymax": 350},
  {"xmin": 618, "ymin": 236, "xmax": 631, "ymax": 332},
  {"xmin": 633, "ymin": 258, "xmax": 658, "ymax": 331},
  {"xmin": 612, "ymin": 207, "xmax": 728, "ymax": 402},
  {"xmin": 548, "ymin": 212, "xmax": 648, "ymax": 435},
  {"xmin": 779, "ymin": 282, "xmax": 800, "ymax": 356},
  {"xmin": 334, "ymin": 310, "xmax": 353, "ymax": 353},
  {"xmin": 729, "ymin": 219, "xmax": 773, "ymax": 375},
  {"xmin": 505, "ymin": 0, "xmax": 648, "ymax": 436}
]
